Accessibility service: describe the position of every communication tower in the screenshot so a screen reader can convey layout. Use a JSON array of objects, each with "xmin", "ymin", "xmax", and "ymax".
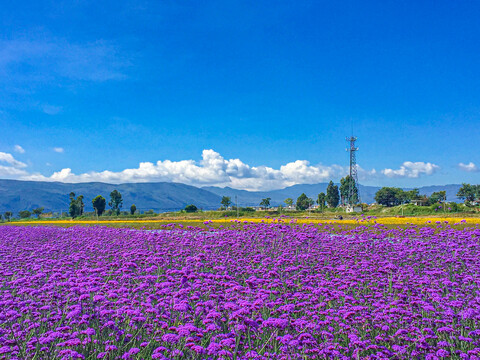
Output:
[{"xmin": 346, "ymin": 136, "xmax": 360, "ymax": 205}]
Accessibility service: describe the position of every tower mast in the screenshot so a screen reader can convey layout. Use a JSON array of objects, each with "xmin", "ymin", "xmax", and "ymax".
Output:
[{"xmin": 346, "ymin": 136, "xmax": 360, "ymax": 205}]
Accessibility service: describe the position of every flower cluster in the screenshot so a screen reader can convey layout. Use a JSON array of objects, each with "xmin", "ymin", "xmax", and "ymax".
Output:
[{"xmin": 0, "ymin": 224, "xmax": 480, "ymax": 359}]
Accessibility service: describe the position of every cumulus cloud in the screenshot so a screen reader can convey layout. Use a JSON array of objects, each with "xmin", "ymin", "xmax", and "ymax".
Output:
[
  {"xmin": 0, "ymin": 165, "xmax": 29, "ymax": 177},
  {"xmin": 22, "ymin": 149, "xmax": 352, "ymax": 191},
  {"xmin": 458, "ymin": 162, "xmax": 478, "ymax": 172},
  {"xmin": 0, "ymin": 152, "xmax": 29, "ymax": 179},
  {"xmin": 357, "ymin": 165, "xmax": 378, "ymax": 181},
  {"xmin": 14, "ymin": 145, "xmax": 25, "ymax": 153},
  {"xmin": 382, "ymin": 161, "xmax": 440, "ymax": 178},
  {"xmin": 53, "ymin": 147, "xmax": 64, "ymax": 153},
  {"xmin": 2, "ymin": 150, "xmax": 442, "ymax": 190},
  {"xmin": 0, "ymin": 152, "xmax": 27, "ymax": 168}
]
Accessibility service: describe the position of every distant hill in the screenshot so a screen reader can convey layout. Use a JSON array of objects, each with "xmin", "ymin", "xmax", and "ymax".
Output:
[
  {"xmin": 0, "ymin": 179, "xmax": 464, "ymax": 214},
  {"xmin": 0, "ymin": 179, "xmax": 221, "ymax": 213},
  {"xmin": 411, "ymin": 184, "xmax": 463, "ymax": 202},
  {"xmin": 204, "ymin": 183, "xmax": 381, "ymax": 205},
  {"xmin": 204, "ymin": 183, "xmax": 462, "ymax": 206}
]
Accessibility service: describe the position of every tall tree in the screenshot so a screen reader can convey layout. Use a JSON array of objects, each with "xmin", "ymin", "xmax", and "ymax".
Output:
[
  {"xmin": 405, "ymin": 188, "xmax": 421, "ymax": 202},
  {"xmin": 19, "ymin": 210, "xmax": 31, "ymax": 219},
  {"xmin": 284, "ymin": 198, "xmax": 293, "ymax": 208},
  {"xmin": 92, "ymin": 195, "xmax": 106, "ymax": 216},
  {"xmin": 339, "ymin": 175, "xmax": 359, "ymax": 205},
  {"xmin": 429, "ymin": 191, "xmax": 446, "ymax": 204},
  {"xmin": 259, "ymin": 198, "xmax": 271, "ymax": 210},
  {"xmin": 69, "ymin": 192, "xmax": 77, "ymax": 218},
  {"xmin": 457, "ymin": 183, "xmax": 478, "ymax": 204},
  {"xmin": 374, "ymin": 187, "xmax": 406, "ymax": 207},
  {"xmin": 296, "ymin": 193, "xmax": 314, "ymax": 211},
  {"xmin": 32, "ymin": 207, "xmax": 44, "ymax": 218},
  {"xmin": 109, "ymin": 190, "xmax": 123, "ymax": 215},
  {"xmin": 130, "ymin": 204, "xmax": 137, "ymax": 215},
  {"xmin": 317, "ymin": 192, "xmax": 326, "ymax": 211},
  {"xmin": 326, "ymin": 181, "xmax": 340, "ymax": 208},
  {"xmin": 77, "ymin": 195, "xmax": 85, "ymax": 216},
  {"xmin": 221, "ymin": 196, "xmax": 232, "ymax": 209},
  {"xmin": 4, "ymin": 212, "xmax": 12, "ymax": 221},
  {"xmin": 69, "ymin": 192, "xmax": 84, "ymax": 218}
]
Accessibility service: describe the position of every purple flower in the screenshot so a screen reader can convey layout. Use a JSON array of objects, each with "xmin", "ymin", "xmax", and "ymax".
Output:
[{"xmin": 161, "ymin": 333, "xmax": 180, "ymax": 344}]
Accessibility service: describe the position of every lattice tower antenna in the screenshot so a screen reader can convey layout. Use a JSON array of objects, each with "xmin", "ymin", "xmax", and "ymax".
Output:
[{"xmin": 346, "ymin": 136, "xmax": 360, "ymax": 205}]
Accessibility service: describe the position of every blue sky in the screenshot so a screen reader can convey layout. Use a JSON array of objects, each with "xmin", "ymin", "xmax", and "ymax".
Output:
[{"xmin": 0, "ymin": 1, "xmax": 479, "ymax": 190}]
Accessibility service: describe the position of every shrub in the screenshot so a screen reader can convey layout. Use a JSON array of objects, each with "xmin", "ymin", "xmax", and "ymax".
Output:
[{"xmin": 184, "ymin": 204, "xmax": 198, "ymax": 213}]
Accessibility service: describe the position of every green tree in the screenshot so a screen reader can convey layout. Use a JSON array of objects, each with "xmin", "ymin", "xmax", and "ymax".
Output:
[
  {"xmin": 184, "ymin": 204, "xmax": 198, "ymax": 213},
  {"xmin": 429, "ymin": 191, "xmax": 446, "ymax": 204},
  {"xmin": 19, "ymin": 210, "xmax": 31, "ymax": 219},
  {"xmin": 69, "ymin": 192, "xmax": 77, "ymax": 218},
  {"xmin": 296, "ymin": 193, "xmax": 314, "ymax": 210},
  {"xmin": 326, "ymin": 181, "xmax": 340, "ymax": 208},
  {"xmin": 284, "ymin": 198, "xmax": 293, "ymax": 208},
  {"xmin": 317, "ymin": 192, "xmax": 326, "ymax": 211},
  {"xmin": 374, "ymin": 187, "xmax": 406, "ymax": 207},
  {"xmin": 4, "ymin": 211, "xmax": 12, "ymax": 221},
  {"xmin": 79, "ymin": 196, "xmax": 85, "ymax": 215},
  {"xmin": 339, "ymin": 175, "xmax": 359, "ymax": 205},
  {"xmin": 92, "ymin": 195, "xmax": 106, "ymax": 216},
  {"xmin": 221, "ymin": 196, "xmax": 232, "ymax": 209},
  {"xmin": 259, "ymin": 197, "xmax": 271, "ymax": 210},
  {"xmin": 457, "ymin": 183, "xmax": 477, "ymax": 204},
  {"xmin": 32, "ymin": 207, "xmax": 44, "ymax": 218},
  {"xmin": 109, "ymin": 190, "xmax": 123, "ymax": 215},
  {"xmin": 69, "ymin": 192, "xmax": 84, "ymax": 218},
  {"xmin": 405, "ymin": 188, "xmax": 421, "ymax": 202},
  {"xmin": 130, "ymin": 204, "xmax": 137, "ymax": 215}
]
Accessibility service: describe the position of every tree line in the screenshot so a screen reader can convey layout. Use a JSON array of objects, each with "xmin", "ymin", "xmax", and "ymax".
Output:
[
  {"xmin": 69, "ymin": 190, "xmax": 136, "ymax": 218},
  {"xmin": 5, "ymin": 182, "xmax": 479, "ymax": 220},
  {"xmin": 2, "ymin": 189, "xmax": 137, "ymax": 220},
  {"xmin": 216, "ymin": 182, "xmax": 480, "ymax": 212},
  {"xmin": 373, "ymin": 183, "xmax": 480, "ymax": 207},
  {"xmin": 218, "ymin": 177, "xmax": 356, "ymax": 212}
]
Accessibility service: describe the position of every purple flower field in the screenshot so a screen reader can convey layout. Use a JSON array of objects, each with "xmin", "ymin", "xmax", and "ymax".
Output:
[{"xmin": 0, "ymin": 224, "xmax": 480, "ymax": 359}]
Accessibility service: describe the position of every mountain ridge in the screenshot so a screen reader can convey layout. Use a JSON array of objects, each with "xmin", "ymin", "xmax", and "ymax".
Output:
[{"xmin": 0, "ymin": 179, "xmax": 463, "ymax": 214}]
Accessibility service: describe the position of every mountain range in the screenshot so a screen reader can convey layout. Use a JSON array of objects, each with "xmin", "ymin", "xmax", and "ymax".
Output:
[{"xmin": 0, "ymin": 179, "xmax": 464, "ymax": 214}]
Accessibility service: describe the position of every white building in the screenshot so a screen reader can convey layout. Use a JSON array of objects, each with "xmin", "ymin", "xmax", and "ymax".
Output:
[{"xmin": 345, "ymin": 204, "xmax": 362, "ymax": 213}]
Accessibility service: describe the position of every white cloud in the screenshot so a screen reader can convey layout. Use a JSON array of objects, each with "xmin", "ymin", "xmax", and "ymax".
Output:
[
  {"xmin": 357, "ymin": 165, "xmax": 378, "ymax": 181},
  {"xmin": 14, "ymin": 145, "xmax": 25, "ymax": 153},
  {"xmin": 1, "ymin": 150, "xmax": 442, "ymax": 190},
  {"xmin": 0, "ymin": 152, "xmax": 29, "ymax": 179},
  {"xmin": 0, "ymin": 151, "xmax": 27, "ymax": 168},
  {"xmin": 458, "ymin": 162, "xmax": 478, "ymax": 172},
  {"xmin": 21, "ymin": 149, "xmax": 353, "ymax": 191},
  {"xmin": 42, "ymin": 104, "xmax": 62, "ymax": 115},
  {"xmin": 0, "ymin": 165, "xmax": 29, "ymax": 177},
  {"xmin": 53, "ymin": 147, "xmax": 64, "ymax": 153},
  {"xmin": 382, "ymin": 161, "xmax": 440, "ymax": 178}
]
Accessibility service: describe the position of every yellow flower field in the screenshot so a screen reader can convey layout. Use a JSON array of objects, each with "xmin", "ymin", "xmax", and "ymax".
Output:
[{"xmin": 6, "ymin": 216, "xmax": 480, "ymax": 227}]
